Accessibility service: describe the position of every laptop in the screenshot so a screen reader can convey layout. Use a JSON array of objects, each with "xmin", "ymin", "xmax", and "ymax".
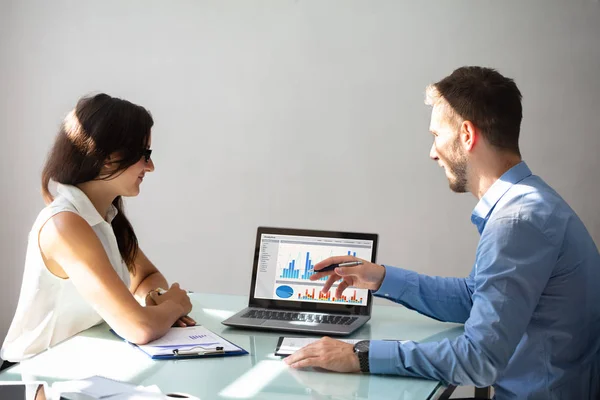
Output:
[{"xmin": 222, "ymin": 227, "xmax": 378, "ymax": 336}]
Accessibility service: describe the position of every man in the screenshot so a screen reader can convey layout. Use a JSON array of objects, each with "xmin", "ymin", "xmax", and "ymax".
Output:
[{"xmin": 284, "ymin": 66, "xmax": 600, "ymax": 399}]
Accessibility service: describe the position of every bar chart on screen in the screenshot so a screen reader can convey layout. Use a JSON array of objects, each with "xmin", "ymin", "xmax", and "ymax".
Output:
[
  {"xmin": 276, "ymin": 246, "xmax": 368, "ymax": 283},
  {"xmin": 273, "ymin": 283, "xmax": 367, "ymax": 305},
  {"xmin": 279, "ymin": 250, "xmax": 357, "ymax": 281},
  {"xmin": 296, "ymin": 286, "xmax": 364, "ymax": 304}
]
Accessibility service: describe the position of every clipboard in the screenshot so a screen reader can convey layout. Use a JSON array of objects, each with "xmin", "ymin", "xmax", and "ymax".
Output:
[{"xmin": 110, "ymin": 325, "xmax": 248, "ymax": 360}]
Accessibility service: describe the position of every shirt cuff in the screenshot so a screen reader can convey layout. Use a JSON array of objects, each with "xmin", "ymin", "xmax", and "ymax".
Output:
[
  {"xmin": 372, "ymin": 265, "xmax": 415, "ymax": 301},
  {"xmin": 369, "ymin": 340, "xmax": 402, "ymax": 375}
]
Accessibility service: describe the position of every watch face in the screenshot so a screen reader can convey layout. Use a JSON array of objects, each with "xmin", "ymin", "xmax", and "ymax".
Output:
[{"xmin": 354, "ymin": 340, "xmax": 370, "ymax": 353}]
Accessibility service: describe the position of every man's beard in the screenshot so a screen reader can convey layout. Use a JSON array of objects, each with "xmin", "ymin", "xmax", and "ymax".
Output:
[{"xmin": 446, "ymin": 142, "xmax": 468, "ymax": 193}]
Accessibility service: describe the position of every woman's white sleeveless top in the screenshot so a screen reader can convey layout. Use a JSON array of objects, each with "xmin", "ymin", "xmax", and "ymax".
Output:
[{"xmin": 1, "ymin": 184, "xmax": 131, "ymax": 362}]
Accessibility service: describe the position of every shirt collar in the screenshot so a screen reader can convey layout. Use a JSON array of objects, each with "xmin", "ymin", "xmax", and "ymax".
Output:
[
  {"xmin": 471, "ymin": 161, "xmax": 532, "ymax": 234},
  {"xmin": 56, "ymin": 183, "xmax": 118, "ymax": 226}
]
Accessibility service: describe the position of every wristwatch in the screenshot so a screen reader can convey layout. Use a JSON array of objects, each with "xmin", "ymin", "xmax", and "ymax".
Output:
[{"xmin": 353, "ymin": 340, "xmax": 370, "ymax": 373}]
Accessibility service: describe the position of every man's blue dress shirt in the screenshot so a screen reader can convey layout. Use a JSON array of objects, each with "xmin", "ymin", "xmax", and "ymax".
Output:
[{"xmin": 369, "ymin": 162, "xmax": 600, "ymax": 399}]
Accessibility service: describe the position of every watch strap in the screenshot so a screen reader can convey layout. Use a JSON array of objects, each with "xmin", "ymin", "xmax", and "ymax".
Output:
[{"xmin": 354, "ymin": 340, "xmax": 370, "ymax": 373}]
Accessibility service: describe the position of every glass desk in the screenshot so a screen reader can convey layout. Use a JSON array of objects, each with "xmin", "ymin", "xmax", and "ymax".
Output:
[{"xmin": 0, "ymin": 293, "xmax": 464, "ymax": 399}]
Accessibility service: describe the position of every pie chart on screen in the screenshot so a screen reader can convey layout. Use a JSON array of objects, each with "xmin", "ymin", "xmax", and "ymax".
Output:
[{"xmin": 276, "ymin": 285, "xmax": 294, "ymax": 299}]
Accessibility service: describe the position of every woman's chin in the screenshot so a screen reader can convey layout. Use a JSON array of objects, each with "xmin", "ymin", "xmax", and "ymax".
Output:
[{"xmin": 122, "ymin": 186, "xmax": 141, "ymax": 198}]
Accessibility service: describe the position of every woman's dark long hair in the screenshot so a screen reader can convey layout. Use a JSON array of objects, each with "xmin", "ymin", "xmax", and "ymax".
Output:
[{"xmin": 41, "ymin": 93, "xmax": 154, "ymax": 273}]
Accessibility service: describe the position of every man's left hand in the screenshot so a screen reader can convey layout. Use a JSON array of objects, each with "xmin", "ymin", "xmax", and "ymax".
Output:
[{"xmin": 284, "ymin": 337, "xmax": 361, "ymax": 373}]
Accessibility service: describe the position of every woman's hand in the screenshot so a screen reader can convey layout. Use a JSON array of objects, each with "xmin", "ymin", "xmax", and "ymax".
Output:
[{"xmin": 147, "ymin": 283, "xmax": 196, "ymax": 327}]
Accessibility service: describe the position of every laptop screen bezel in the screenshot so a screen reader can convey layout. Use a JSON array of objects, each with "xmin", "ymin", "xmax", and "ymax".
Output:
[{"xmin": 248, "ymin": 227, "xmax": 378, "ymax": 316}]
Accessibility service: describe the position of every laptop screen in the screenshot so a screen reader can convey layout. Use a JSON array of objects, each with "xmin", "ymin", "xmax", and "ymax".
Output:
[{"xmin": 253, "ymin": 232, "xmax": 375, "ymax": 307}]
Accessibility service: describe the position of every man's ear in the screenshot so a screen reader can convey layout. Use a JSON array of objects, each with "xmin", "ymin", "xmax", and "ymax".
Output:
[{"xmin": 460, "ymin": 120, "xmax": 477, "ymax": 152}]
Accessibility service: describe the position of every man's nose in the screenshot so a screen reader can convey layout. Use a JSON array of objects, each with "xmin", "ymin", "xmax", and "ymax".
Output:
[{"xmin": 429, "ymin": 143, "xmax": 439, "ymax": 161}]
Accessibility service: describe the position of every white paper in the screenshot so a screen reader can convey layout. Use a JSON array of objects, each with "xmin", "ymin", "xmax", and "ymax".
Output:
[
  {"xmin": 276, "ymin": 338, "xmax": 363, "ymax": 356},
  {"xmin": 103, "ymin": 384, "xmax": 166, "ymax": 400},
  {"xmin": 81, "ymin": 376, "xmax": 136, "ymax": 397},
  {"xmin": 141, "ymin": 326, "xmax": 220, "ymax": 347},
  {"xmin": 275, "ymin": 337, "xmax": 408, "ymax": 356},
  {"xmin": 137, "ymin": 325, "xmax": 241, "ymax": 356},
  {"xmin": 51, "ymin": 376, "xmax": 164, "ymax": 399}
]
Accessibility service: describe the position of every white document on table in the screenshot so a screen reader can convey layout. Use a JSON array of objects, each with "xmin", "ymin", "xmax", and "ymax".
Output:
[
  {"xmin": 275, "ymin": 337, "xmax": 408, "ymax": 356},
  {"xmin": 275, "ymin": 337, "xmax": 362, "ymax": 356},
  {"xmin": 51, "ymin": 375, "xmax": 162, "ymax": 399},
  {"xmin": 136, "ymin": 325, "xmax": 241, "ymax": 357}
]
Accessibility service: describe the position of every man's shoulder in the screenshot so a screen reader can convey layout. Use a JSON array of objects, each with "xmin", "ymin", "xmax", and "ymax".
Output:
[
  {"xmin": 497, "ymin": 175, "xmax": 566, "ymax": 214},
  {"xmin": 490, "ymin": 176, "xmax": 572, "ymax": 240}
]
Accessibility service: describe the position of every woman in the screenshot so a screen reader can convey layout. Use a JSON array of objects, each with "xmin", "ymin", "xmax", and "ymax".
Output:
[{"xmin": 1, "ymin": 93, "xmax": 195, "ymax": 362}]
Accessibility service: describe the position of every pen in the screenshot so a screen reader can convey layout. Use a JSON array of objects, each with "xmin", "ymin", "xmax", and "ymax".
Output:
[
  {"xmin": 155, "ymin": 288, "xmax": 193, "ymax": 295},
  {"xmin": 173, "ymin": 346, "xmax": 224, "ymax": 356},
  {"xmin": 310, "ymin": 260, "xmax": 363, "ymax": 273}
]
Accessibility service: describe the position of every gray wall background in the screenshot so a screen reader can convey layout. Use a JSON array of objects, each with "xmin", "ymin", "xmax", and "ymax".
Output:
[{"xmin": 1, "ymin": 0, "xmax": 599, "ymax": 364}]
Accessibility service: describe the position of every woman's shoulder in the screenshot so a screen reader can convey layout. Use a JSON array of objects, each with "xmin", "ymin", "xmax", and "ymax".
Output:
[
  {"xmin": 38, "ymin": 196, "xmax": 79, "ymax": 219},
  {"xmin": 34, "ymin": 198, "xmax": 105, "ymax": 275},
  {"xmin": 30, "ymin": 194, "xmax": 85, "ymax": 234}
]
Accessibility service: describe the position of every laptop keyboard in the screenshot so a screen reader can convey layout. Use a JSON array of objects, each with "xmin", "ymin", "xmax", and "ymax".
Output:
[{"xmin": 241, "ymin": 310, "xmax": 358, "ymax": 325}]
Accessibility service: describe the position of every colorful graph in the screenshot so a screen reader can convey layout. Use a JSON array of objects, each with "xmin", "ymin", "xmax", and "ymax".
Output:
[
  {"xmin": 271, "ymin": 283, "xmax": 368, "ymax": 306},
  {"xmin": 275, "ymin": 285, "xmax": 294, "ymax": 299},
  {"xmin": 279, "ymin": 250, "xmax": 357, "ymax": 281},
  {"xmin": 188, "ymin": 334, "xmax": 207, "ymax": 340},
  {"xmin": 297, "ymin": 288, "xmax": 363, "ymax": 304}
]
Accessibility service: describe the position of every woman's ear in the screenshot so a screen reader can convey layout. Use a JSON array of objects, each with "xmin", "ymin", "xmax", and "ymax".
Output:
[{"xmin": 99, "ymin": 153, "xmax": 119, "ymax": 176}]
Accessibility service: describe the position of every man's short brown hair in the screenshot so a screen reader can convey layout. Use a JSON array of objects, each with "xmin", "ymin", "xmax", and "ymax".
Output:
[{"xmin": 426, "ymin": 66, "xmax": 523, "ymax": 156}]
